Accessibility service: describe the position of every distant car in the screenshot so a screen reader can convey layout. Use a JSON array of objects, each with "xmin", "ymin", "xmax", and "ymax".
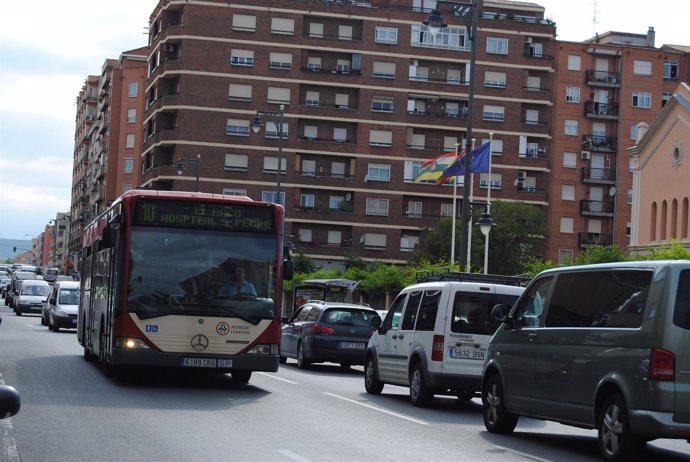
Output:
[
  {"xmin": 43, "ymin": 267, "xmax": 60, "ymax": 283},
  {"xmin": 280, "ymin": 300, "xmax": 381, "ymax": 369},
  {"xmin": 42, "ymin": 281, "xmax": 80, "ymax": 331},
  {"xmin": 6, "ymin": 271, "xmax": 38, "ymax": 308},
  {"xmin": 13, "ymin": 279, "xmax": 51, "ymax": 316},
  {"xmin": 0, "ymin": 276, "xmax": 11, "ymax": 298}
]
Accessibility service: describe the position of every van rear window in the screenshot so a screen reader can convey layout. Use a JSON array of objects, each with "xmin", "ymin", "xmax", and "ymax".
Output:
[
  {"xmin": 545, "ymin": 270, "xmax": 652, "ymax": 328},
  {"xmin": 673, "ymin": 269, "xmax": 690, "ymax": 330},
  {"xmin": 451, "ymin": 292, "xmax": 520, "ymax": 335}
]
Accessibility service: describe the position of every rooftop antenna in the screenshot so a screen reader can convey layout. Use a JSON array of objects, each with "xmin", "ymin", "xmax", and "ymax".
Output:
[{"xmin": 592, "ymin": 0, "xmax": 600, "ymax": 37}]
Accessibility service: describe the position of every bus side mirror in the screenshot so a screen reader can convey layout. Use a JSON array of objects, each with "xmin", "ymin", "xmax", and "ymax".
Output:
[
  {"xmin": 102, "ymin": 227, "xmax": 117, "ymax": 249},
  {"xmin": 283, "ymin": 259, "xmax": 294, "ymax": 281}
]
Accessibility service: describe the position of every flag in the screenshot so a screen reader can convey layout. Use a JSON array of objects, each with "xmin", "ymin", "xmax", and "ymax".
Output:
[
  {"xmin": 414, "ymin": 151, "xmax": 459, "ymax": 182},
  {"xmin": 437, "ymin": 142, "xmax": 491, "ymax": 185}
]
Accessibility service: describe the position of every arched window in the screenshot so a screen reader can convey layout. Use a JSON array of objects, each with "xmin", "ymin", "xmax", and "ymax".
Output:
[
  {"xmin": 650, "ymin": 202, "xmax": 657, "ymax": 242},
  {"xmin": 660, "ymin": 200, "xmax": 668, "ymax": 242},
  {"xmin": 671, "ymin": 199, "xmax": 678, "ymax": 239},
  {"xmin": 682, "ymin": 198, "xmax": 689, "ymax": 239}
]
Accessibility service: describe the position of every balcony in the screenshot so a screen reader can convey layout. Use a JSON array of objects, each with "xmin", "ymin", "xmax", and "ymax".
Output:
[
  {"xmin": 578, "ymin": 232, "xmax": 613, "ymax": 248},
  {"xmin": 582, "ymin": 167, "xmax": 616, "ymax": 184},
  {"xmin": 582, "ymin": 135, "xmax": 616, "ymax": 152},
  {"xmin": 584, "ymin": 101, "xmax": 619, "ymax": 119},
  {"xmin": 580, "ymin": 199, "xmax": 615, "ymax": 217},
  {"xmin": 585, "ymin": 70, "xmax": 620, "ymax": 87}
]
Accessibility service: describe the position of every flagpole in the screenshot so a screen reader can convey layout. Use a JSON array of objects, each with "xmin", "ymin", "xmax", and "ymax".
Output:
[
  {"xmin": 484, "ymin": 132, "xmax": 494, "ymax": 274},
  {"xmin": 450, "ymin": 143, "xmax": 459, "ymax": 265},
  {"xmin": 466, "ymin": 138, "xmax": 475, "ymax": 272}
]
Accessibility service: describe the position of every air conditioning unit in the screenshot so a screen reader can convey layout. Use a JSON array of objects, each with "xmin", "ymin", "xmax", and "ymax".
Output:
[
  {"xmin": 517, "ymin": 171, "xmax": 527, "ymax": 179},
  {"xmin": 163, "ymin": 44, "xmax": 175, "ymax": 53},
  {"xmin": 525, "ymin": 36, "xmax": 533, "ymax": 43},
  {"xmin": 581, "ymin": 150, "xmax": 591, "ymax": 160},
  {"xmin": 410, "ymin": 59, "xmax": 419, "ymax": 66}
]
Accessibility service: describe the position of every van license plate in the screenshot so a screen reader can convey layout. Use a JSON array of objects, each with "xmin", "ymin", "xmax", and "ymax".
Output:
[{"xmin": 449, "ymin": 348, "xmax": 485, "ymax": 360}]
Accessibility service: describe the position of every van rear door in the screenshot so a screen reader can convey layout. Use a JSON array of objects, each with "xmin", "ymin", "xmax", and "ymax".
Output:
[{"xmin": 673, "ymin": 268, "xmax": 690, "ymax": 423}]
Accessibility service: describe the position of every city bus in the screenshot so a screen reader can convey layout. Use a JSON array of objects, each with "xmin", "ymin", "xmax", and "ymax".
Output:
[{"xmin": 77, "ymin": 190, "xmax": 293, "ymax": 381}]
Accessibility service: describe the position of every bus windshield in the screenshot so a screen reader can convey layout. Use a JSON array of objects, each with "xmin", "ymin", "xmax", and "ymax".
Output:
[{"xmin": 127, "ymin": 226, "xmax": 277, "ymax": 324}]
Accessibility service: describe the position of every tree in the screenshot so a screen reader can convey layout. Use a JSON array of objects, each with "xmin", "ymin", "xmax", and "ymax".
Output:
[{"xmin": 292, "ymin": 253, "xmax": 316, "ymax": 274}]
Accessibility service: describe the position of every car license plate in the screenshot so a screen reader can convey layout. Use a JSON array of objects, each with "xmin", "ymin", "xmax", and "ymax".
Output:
[
  {"xmin": 338, "ymin": 341, "xmax": 365, "ymax": 350},
  {"xmin": 181, "ymin": 357, "xmax": 217, "ymax": 367},
  {"xmin": 448, "ymin": 348, "xmax": 485, "ymax": 360}
]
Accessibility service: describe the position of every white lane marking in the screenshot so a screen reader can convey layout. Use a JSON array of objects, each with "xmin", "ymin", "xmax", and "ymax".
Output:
[
  {"xmin": 324, "ymin": 392, "xmax": 429, "ymax": 425},
  {"xmin": 492, "ymin": 444, "xmax": 555, "ymax": 462},
  {"xmin": 256, "ymin": 372, "xmax": 298, "ymax": 384},
  {"xmin": 0, "ymin": 373, "xmax": 20, "ymax": 462},
  {"xmin": 277, "ymin": 449, "xmax": 313, "ymax": 462}
]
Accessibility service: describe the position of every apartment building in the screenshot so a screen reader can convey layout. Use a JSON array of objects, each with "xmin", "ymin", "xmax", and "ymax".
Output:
[
  {"xmin": 139, "ymin": 0, "xmax": 556, "ymax": 267},
  {"xmin": 546, "ymin": 29, "xmax": 689, "ymax": 263},
  {"xmin": 68, "ymin": 49, "xmax": 148, "ymax": 265}
]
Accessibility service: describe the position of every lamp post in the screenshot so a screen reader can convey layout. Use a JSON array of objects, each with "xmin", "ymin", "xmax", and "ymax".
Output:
[
  {"xmin": 250, "ymin": 104, "xmax": 285, "ymax": 206},
  {"xmin": 424, "ymin": 1, "xmax": 478, "ymax": 271},
  {"xmin": 176, "ymin": 154, "xmax": 201, "ymax": 192}
]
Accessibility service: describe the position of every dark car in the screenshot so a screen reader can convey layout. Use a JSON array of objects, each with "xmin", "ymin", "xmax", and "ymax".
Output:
[{"xmin": 280, "ymin": 301, "xmax": 381, "ymax": 369}]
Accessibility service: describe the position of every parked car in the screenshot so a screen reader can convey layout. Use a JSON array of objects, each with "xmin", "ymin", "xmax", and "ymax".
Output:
[
  {"xmin": 42, "ymin": 281, "xmax": 80, "ymax": 331},
  {"xmin": 13, "ymin": 279, "xmax": 51, "ymax": 316},
  {"xmin": 481, "ymin": 260, "xmax": 690, "ymax": 462},
  {"xmin": 280, "ymin": 300, "xmax": 381, "ymax": 369},
  {"xmin": 364, "ymin": 271, "xmax": 528, "ymax": 406}
]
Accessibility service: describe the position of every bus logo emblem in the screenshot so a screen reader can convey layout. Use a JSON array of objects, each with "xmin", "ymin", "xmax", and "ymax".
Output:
[
  {"xmin": 216, "ymin": 322, "xmax": 229, "ymax": 336},
  {"xmin": 191, "ymin": 334, "xmax": 209, "ymax": 352}
]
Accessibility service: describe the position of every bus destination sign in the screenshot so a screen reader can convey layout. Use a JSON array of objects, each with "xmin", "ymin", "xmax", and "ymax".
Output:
[{"xmin": 134, "ymin": 200, "xmax": 275, "ymax": 232}]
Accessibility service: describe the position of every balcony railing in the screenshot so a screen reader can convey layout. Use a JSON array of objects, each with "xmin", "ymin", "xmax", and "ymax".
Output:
[
  {"xmin": 582, "ymin": 135, "xmax": 617, "ymax": 152},
  {"xmin": 585, "ymin": 70, "xmax": 620, "ymax": 86},
  {"xmin": 580, "ymin": 200, "xmax": 615, "ymax": 216},
  {"xmin": 582, "ymin": 167, "xmax": 616, "ymax": 184},
  {"xmin": 584, "ymin": 101, "xmax": 619, "ymax": 118},
  {"xmin": 578, "ymin": 232, "xmax": 614, "ymax": 248}
]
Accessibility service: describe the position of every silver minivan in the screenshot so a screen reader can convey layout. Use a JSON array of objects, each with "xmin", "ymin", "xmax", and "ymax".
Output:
[{"xmin": 482, "ymin": 260, "xmax": 690, "ymax": 461}]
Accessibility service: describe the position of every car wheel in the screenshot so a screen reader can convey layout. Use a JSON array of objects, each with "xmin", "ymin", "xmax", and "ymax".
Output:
[
  {"xmin": 41, "ymin": 313, "xmax": 48, "ymax": 326},
  {"xmin": 482, "ymin": 373, "xmax": 518, "ymax": 434},
  {"xmin": 409, "ymin": 362, "xmax": 432, "ymax": 407},
  {"xmin": 231, "ymin": 370, "xmax": 252, "ymax": 383},
  {"xmin": 296, "ymin": 342, "xmax": 310, "ymax": 369},
  {"xmin": 364, "ymin": 356, "xmax": 384, "ymax": 395},
  {"xmin": 598, "ymin": 394, "xmax": 645, "ymax": 462},
  {"xmin": 15, "ymin": 308, "xmax": 22, "ymax": 316}
]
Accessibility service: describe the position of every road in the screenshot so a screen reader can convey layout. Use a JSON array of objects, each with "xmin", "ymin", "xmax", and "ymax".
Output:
[{"xmin": 1, "ymin": 306, "xmax": 688, "ymax": 462}]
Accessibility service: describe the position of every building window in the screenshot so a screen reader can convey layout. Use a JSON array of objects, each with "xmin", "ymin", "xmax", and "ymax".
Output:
[
  {"xmin": 224, "ymin": 153, "xmax": 248, "ymax": 171},
  {"xmin": 300, "ymin": 194, "xmax": 315, "ymax": 209},
  {"xmin": 127, "ymin": 108, "xmax": 136, "ymax": 123},
  {"xmin": 125, "ymin": 133, "xmax": 135, "ymax": 148},
  {"xmin": 369, "ymin": 129, "xmax": 392, "ymax": 147},
  {"xmin": 373, "ymin": 61, "xmax": 396, "ymax": 78},
  {"xmin": 367, "ymin": 163, "xmax": 391, "ymax": 182},
  {"xmin": 661, "ymin": 92, "xmax": 673, "ymax": 107},
  {"xmin": 262, "ymin": 191, "xmax": 284, "ymax": 204},
  {"xmin": 440, "ymin": 203, "xmax": 453, "ymax": 217},
  {"xmin": 306, "ymin": 57, "xmax": 321, "ymax": 72},
  {"xmin": 486, "ymin": 37, "xmax": 508, "ymax": 55},
  {"xmin": 269, "ymin": 52, "xmax": 293, "ymax": 70},
  {"xmin": 560, "ymin": 217, "xmax": 574, "ymax": 233},
  {"xmin": 226, "ymin": 119, "xmax": 250, "ymax": 136},
  {"xmin": 223, "ymin": 188, "xmax": 247, "ymax": 196},
  {"xmin": 406, "ymin": 201, "xmax": 422, "ymax": 218},
  {"xmin": 375, "ymin": 26, "xmax": 398, "ymax": 44},
  {"xmin": 371, "ymin": 96, "xmax": 394, "ymax": 112},
  {"xmin": 263, "ymin": 156, "xmax": 286, "ymax": 174},
  {"xmin": 229, "ymin": 84, "xmax": 252, "ymax": 102},
  {"xmin": 565, "ymin": 87, "xmax": 580, "ymax": 103},
  {"xmin": 362, "ymin": 233, "xmax": 387, "ymax": 249},
  {"xmin": 309, "ymin": 22, "xmax": 324, "ymax": 38},
  {"xmin": 563, "ymin": 152, "xmax": 577, "ymax": 168},
  {"xmin": 338, "ymin": 25, "xmax": 353, "ymax": 40},
  {"xmin": 267, "ymin": 87, "xmax": 290, "ymax": 105},
  {"xmin": 663, "ymin": 60, "xmax": 678, "ymax": 80},
  {"xmin": 366, "ymin": 198, "xmax": 389, "ymax": 216},
  {"xmin": 630, "ymin": 124, "xmax": 639, "ymax": 140},
  {"xmin": 567, "ymin": 54, "xmax": 581, "ymax": 71},
  {"xmin": 558, "ymin": 249, "xmax": 573, "ymax": 265},
  {"xmin": 271, "ymin": 17, "xmax": 294, "ymax": 35},
  {"xmin": 329, "ymin": 195, "xmax": 345, "ymax": 210},
  {"xmin": 265, "ymin": 121, "xmax": 288, "ymax": 139},
  {"xmin": 482, "ymin": 105, "xmax": 505, "ymax": 122},
  {"xmin": 332, "ymin": 161, "xmax": 345, "ymax": 178},
  {"xmin": 123, "ymin": 158, "xmax": 134, "ymax": 173},
  {"xmin": 297, "ymin": 228, "xmax": 312, "ymax": 243},
  {"xmin": 482, "ymin": 138, "xmax": 503, "ymax": 154},
  {"xmin": 301, "ymin": 159, "xmax": 316, "ymax": 176},
  {"xmin": 484, "ymin": 71, "xmax": 506, "ymax": 88},
  {"xmin": 128, "ymin": 82, "xmax": 138, "ymax": 97},
  {"xmin": 632, "ymin": 60, "xmax": 652, "ymax": 76},
  {"xmin": 632, "ymin": 91, "xmax": 651, "ymax": 108},
  {"xmin": 230, "ymin": 49, "xmax": 254, "ymax": 66},
  {"xmin": 561, "ymin": 184, "xmax": 575, "ymax": 201},
  {"xmin": 122, "ymin": 184, "xmax": 132, "ymax": 193},
  {"xmin": 328, "ymin": 231, "xmax": 342, "ymax": 245},
  {"xmin": 410, "ymin": 25, "xmax": 468, "ymax": 51},
  {"xmin": 564, "ymin": 119, "xmax": 578, "ymax": 136},
  {"xmin": 232, "ymin": 14, "xmax": 256, "ymax": 32}
]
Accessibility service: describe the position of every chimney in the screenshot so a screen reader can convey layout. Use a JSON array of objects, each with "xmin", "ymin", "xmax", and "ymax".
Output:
[{"xmin": 647, "ymin": 26, "xmax": 655, "ymax": 47}]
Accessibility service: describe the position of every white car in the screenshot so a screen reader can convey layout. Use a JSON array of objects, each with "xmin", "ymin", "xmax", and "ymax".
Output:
[
  {"xmin": 44, "ymin": 281, "xmax": 80, "ymax": 332},
  {"xmin": 14, "ymin": 280, "xmax": 51, "ymax": 316}
]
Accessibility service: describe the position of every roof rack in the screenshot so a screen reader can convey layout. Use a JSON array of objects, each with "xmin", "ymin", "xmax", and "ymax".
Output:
[{"xmin": 415, "ymin": 267, "xmax": 531, "ymax": 286}]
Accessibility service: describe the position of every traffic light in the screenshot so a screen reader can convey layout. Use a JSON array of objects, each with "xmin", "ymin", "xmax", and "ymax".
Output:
[{"xmin": 13, "ymin": 247, "xmax": 16, "ymax": 252}]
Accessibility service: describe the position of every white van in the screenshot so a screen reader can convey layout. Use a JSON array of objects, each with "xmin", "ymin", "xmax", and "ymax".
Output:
[{"xmin": 364, "ymin": 271, "xmax": 528, "ymax": 406}]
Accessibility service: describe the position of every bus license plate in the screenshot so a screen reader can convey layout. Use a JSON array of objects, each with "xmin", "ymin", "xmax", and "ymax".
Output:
[
  {"xmin": 182, "ymin": 358, "xmax": 217, "ymax": 368},
  {"xmin": 449, "ymin": 348, "xmax": 485, "ymax": 360}
]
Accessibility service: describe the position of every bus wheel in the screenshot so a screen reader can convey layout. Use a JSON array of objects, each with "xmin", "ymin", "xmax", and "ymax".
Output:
[{"xmin": 232, "ymin": 371, "xmax": 251, "ymax": 383}]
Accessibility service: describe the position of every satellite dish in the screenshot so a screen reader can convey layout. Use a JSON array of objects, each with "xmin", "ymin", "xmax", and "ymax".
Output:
[
  {"xmin": 609, "ymin": 186, "xmax": 617, "ymax": 197},
  {"xmin": 345, "ymin": 193, "xmax": 352, "ymax": 201}
]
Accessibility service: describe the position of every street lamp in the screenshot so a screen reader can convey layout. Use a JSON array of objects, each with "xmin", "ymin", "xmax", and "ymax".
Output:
[
  {"xmin": 250, "ymin": 104, "xmax": 285, "ymax": 206},
  {"xmin": 477, "ymin": 212, "xmax": 495, "ymax": 274},
  {"xmin": 176, "ymin": 154, "xmax": 201, "ymax": 192},
  {"xmin": 424, "ymin": 1, "xmax": 478, "ymax": 271}
]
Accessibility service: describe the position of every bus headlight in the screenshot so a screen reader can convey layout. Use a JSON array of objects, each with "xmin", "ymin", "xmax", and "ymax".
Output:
[
  {"xmin": 114, "ymin": 337, "xmax": 151, "ymax": 349},
  {"xmin": 246, "ymin": 344, "xmax": 278, "ymax": 355}
]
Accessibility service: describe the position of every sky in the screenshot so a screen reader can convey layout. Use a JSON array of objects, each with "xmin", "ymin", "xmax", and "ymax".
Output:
[{"xmin": 0, "ymin": 0, "xmax": 687, "ymax": 240}]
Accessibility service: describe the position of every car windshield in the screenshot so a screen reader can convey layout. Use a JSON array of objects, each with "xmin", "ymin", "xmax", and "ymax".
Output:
[
  {"xmin": 58, "ymin": 288, "xmax": 79, "ymax": 305},
  {"xmin": 21, "ymin": 285, "xmax": 50, "ymax": 296}
]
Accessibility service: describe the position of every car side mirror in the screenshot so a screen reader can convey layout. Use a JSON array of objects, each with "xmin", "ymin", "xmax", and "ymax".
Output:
[
  {"xmin": 0, "ymin": 385, "xmax": 20, "ymax": 419},
  {"xmin": 491, "ymin": 304, "xmax": 511, "ymax": 324},
  {"xmin": 371, "ymin": 315, "xmax": 382, "ymax": 330}
]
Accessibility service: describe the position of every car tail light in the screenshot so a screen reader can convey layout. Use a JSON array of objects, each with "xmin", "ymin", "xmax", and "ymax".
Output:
[
  {"xmin": 650, "ymin": 348, "xmax": 674, "ymax": 381},
  {"xmin": 431, "ymin": 335, "xmax": 444, "ymax": 361},
  {"xmin": 313, "ymin": 323, "xmax": 336, "ymax": 335}
]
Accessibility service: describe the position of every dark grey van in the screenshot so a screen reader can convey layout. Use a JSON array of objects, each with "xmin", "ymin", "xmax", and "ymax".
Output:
[{"xmin": 481, "ymin": 260, "xmax": 690, "ymax": 461}]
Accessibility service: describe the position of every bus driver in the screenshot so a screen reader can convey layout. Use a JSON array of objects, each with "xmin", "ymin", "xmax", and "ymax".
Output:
[{"xmin": 218, "ymin": 266, "xmax": 257, "ymax": 297}]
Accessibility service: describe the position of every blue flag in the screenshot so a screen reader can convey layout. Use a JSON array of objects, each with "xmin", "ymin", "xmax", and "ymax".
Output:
[{"xmin": 438, "ymin": 142, "xmax": 491, "ymax": 185}]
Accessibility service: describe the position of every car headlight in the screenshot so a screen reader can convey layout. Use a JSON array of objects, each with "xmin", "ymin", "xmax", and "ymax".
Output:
[{"xmin": 54, "ymin": 308, "xmax": 70, "ymax": 317}]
